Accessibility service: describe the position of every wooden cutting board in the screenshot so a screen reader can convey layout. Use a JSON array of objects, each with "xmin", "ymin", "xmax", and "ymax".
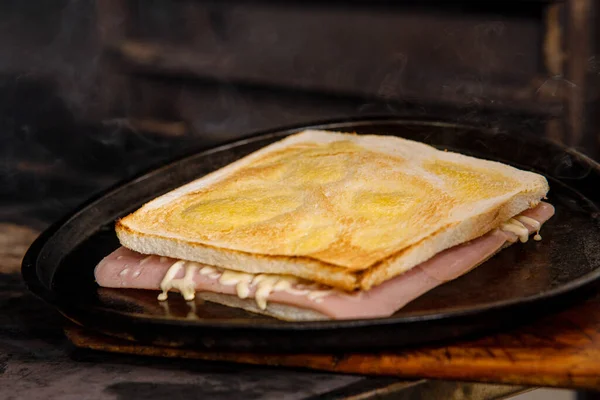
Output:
[{"xmin": 65, "ymin": 291, "xmax": 600, "ymax": 391}]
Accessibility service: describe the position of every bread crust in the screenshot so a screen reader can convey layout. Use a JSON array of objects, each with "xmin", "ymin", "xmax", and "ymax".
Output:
[{"xmin": 117, "ymin": 130, "xmax": 549, "ymax": 291}]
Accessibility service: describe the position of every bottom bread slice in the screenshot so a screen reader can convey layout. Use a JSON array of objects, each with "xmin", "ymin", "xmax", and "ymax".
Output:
[{"xmin": 198, "ymin": 292, "xmax": 330, "ymax": 321}]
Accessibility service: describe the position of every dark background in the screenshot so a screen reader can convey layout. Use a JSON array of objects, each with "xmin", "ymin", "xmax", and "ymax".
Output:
[
  {"xmin": 0, "ymin": 1, "xmax": 108, "ymax": 228},
  {"xmin": 1, "ymin": 0, "xmax": 598, "ymax": 229}
]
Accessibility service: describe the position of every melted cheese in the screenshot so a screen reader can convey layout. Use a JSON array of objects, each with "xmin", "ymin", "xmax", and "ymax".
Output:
[
  {"xmin": 516, "ymin": 215, "xmax": 543, "ymax": 241},
  {"xmin": 157, "ymin": 261, "xmax": 337, "ymax": 309},
  {"xmin": 252, "ymin": 275, "xmax": 281, "ymax": 309},
  {"xmin": 139, "ymin": 255, "xmax": 153, "ymax": 265},
  {"xmin": 158, "ymin": 261, "xmax": 198, "ymax": 301},
  {"xmin": 199, "ymin": 265, "xmax": 217, "ymax": 275},
  {"xmin": 500, "ymin": 218, "xmax": 530, "ymax": 243},
  {"xmin": 219, "ymin": 270, "xmax": 254, "ymax": 299},
  {"xmin": 515, "ymin": 215, "xmax": 541, "ymax": 230},
  {"xmin": 307, "ymin": 289, "xmax": 336, "ymax": 303}
]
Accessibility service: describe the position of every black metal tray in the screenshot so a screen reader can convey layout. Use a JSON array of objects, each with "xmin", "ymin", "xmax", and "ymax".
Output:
[{"xmin": 22, "ymin": 118, "xmax": 600, "ymax": 352}]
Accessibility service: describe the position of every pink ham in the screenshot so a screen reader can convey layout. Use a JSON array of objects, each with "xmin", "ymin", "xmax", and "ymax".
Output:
[{"xmin": 95, "ymin": 202, "xmax": 555, "ymax": 320}]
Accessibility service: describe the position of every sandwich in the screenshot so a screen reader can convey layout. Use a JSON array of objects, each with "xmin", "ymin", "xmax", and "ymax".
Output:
[{"xmin": 94, "ymin": 130, "xmax": 555, "ymax": 321}]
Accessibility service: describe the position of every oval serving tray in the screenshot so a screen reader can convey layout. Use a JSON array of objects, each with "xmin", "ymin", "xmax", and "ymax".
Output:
[{"xmin": 22, "ymin": 118, "xmax": 600, "ymax": 352}]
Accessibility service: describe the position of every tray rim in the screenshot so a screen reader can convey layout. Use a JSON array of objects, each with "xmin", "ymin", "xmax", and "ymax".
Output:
[{"xmin": 21, "ymin": 116, "xmax": 600, "ymax": 333}]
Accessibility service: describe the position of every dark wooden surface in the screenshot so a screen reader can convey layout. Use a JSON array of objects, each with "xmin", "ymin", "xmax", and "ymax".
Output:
[
  {"xmin": 64, "ymin": 292, "xmax": 600, "ymax": 391},
  {"xmin": 0, "ymin": 223, "xmax": 535, "ymax": 399}
]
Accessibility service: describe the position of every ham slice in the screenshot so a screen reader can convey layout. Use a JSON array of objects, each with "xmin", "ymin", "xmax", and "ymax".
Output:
[{"xmin": 95, "ymin": 202, "xmax": 555, "ymax": 320}]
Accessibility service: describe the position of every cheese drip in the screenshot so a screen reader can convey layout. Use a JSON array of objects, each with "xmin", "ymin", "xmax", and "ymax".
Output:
[
  {"xmin": 501, "ymin": 214, "xmax": 546, "ymax": 243},
  {"xmin": 515, "ymin": 215, "xmax": 543, "ymax": 241},
  {"xmin": 157, "ymin": 261, "xmax": 336, "ymax": 309},
  {"xmin": 500, "ymin": 218, "xmax": 530, "ymax": 243},
  {"xmin": 158, "ymin": 261, "xmax": 199, "ymax": 301}
]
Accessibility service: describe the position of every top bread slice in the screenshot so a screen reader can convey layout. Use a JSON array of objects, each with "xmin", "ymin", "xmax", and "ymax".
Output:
[{"xmin": 117, "ymin": 130, "xmax": 549, "ymax": 291}]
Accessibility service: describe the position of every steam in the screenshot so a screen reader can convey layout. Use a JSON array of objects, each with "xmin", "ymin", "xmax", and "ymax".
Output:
[{"xmin": 0, "ymin": 1, "xmax": 104, "ymax": 121}]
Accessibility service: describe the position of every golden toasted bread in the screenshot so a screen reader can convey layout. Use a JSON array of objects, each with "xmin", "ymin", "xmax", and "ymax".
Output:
[{"xmin": 117, "ymin": 130, "xmax": 549, "ymax": 291}]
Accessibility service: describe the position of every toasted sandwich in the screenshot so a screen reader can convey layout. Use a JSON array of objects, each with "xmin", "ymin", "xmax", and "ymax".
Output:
[{"xmin": 94, "ymin": 130, "xmax": 554, "ymax": 321}]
